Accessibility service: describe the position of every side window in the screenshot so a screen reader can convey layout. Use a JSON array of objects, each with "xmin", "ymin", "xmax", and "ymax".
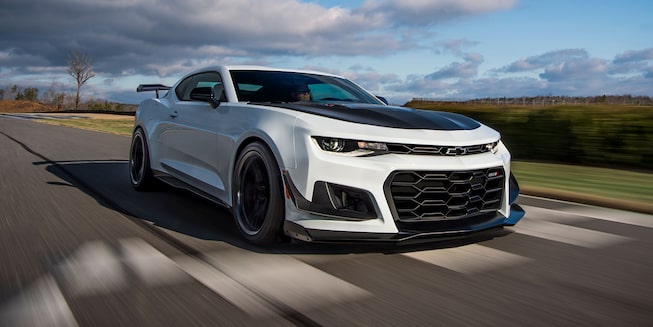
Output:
[
  {"xmin": 175, "ymin": 76, "xmax": 194, "ymax": 100},
  {"xmin": 174, "ymin": 72, "xmax": 225, "ymax": 101}
]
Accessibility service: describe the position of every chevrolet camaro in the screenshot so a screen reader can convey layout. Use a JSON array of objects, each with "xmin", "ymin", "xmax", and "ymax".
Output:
[{"xmin": 130, "ymin": 65, "xmax": 524, "ymax": 244}]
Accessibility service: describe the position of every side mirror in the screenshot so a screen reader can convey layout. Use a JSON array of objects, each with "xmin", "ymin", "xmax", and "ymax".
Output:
[{"xmin": 189, "ymin": 85, "xmax": 224, "ymax": 109}]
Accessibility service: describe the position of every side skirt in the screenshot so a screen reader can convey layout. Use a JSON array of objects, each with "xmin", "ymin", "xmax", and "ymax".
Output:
[{"xmin": 153, "ymin": 170, "xmax": 231, "ymax": 209}]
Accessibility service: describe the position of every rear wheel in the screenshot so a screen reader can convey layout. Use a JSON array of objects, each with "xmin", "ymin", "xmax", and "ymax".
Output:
[
  {"xmin": 232, "ymin": 142, "xmax": 284, "ymax": 244},
  {"xmin": 129, "ymin": 128, "xmax": 157, "ymax": 191}
]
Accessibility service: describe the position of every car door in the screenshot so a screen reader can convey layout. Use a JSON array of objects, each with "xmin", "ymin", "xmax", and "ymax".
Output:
[{"xmin": 157, "ymin": 71, "xmax": 229, "ymax": 199}]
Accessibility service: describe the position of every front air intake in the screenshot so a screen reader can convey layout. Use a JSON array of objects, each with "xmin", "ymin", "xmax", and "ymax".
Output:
[{"xmin": 385, "ymin": 167, "xmax": 504, "ymax": 222}]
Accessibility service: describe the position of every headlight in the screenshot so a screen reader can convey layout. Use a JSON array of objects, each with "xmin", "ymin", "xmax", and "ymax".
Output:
[
  {"xmin": 320, "ymin": 138, "xmax": 348, "ymax": 152},
  {"xmin": 313, "ymin": 137, "xmax": 389, "ymax": 156},
  {"xmin": 486, "ymin": 141, "xmax": 500, "ymax": 154}
]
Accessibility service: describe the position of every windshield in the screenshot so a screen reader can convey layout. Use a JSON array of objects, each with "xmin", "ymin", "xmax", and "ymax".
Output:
[{"xmin": 230, "ymin": 70, "xmax": 384, "ymax": 104}]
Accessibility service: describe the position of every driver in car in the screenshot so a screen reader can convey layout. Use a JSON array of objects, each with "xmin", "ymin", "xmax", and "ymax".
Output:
[{"xmin": 292, "ymin": 85, "xmax": 311, "ymax": 101}]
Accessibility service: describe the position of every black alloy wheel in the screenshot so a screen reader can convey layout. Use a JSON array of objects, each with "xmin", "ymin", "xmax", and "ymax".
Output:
[
  {"xmin": 129, "ymin": 128, "xmax": 156, "ymax": 190},
  {"xmin": 233, "ymin": 142, "xmax": 284, "ymax": 244}
]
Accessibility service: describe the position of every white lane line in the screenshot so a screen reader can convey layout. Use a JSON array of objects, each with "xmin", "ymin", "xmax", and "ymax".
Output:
[
  {"xmin": 519, "ymin": 205, "xmax": 590, "ymax": 224},
  {"xmin": 174, "ymin": 256, "xmax": 280, "ymax": 317},
  {"xmin": 4, "ymin": 238, "xmax": 372, "ymax": 323},
  {"xmin": 119, "ymin": 238, "xmax": 190, "ymax": 287},
  {"xmin": 55, "ymin": 239, "xmax": 193, "ymax": 297},
  {"xmin": 402, "ymin": 244, "xmax": 532, "ymax": 275},
  {"xmin": 511, "ymin": 218, "xmax": 632, "ymax": 248},
  {"xmin": 0, "ymin": 275, "xmax": 79, "ymax": 327},
  {"xmin": 564, "ymin": 206, "xmax": 653, "ymax": 229},
  {"xmin": 201, "ymin": 250, "xmax": 371, "ymax": 314},
  {"xmin": 55, "ymin": 241, "xmax": 128, "ymax": 296},
  {"xmin": 519, "ymin": 196, "xmax": 653, "ymax": 229}
]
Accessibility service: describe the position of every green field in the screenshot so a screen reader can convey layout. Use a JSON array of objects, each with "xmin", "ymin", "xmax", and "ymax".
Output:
[
  {"xmin": 512, "ymin": 161, "xmax": 652, "ymax": 213},
  {"xmin": 35, "ymin": 114, "xmax": 653, "ymax": 214}
]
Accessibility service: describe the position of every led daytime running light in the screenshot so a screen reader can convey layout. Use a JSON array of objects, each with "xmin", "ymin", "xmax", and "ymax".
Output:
[{"xmin": 357, "ymin": 141, "xmax": 388, "ymax": 151}]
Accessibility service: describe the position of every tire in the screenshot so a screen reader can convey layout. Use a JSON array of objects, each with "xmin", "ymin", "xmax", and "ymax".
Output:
[
  {"xmin": 129, "ymin": 128, "xmax": 157, "ymax": 191},
  {"xmin": 232, "ymin": 142, "xmax": 284, "ymax": 244}
]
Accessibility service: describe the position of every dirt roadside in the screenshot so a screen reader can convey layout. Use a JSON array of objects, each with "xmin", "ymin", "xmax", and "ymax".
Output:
[{"xmin": 0, "ymin": 100, "xmax": 134, "ymax": 120}]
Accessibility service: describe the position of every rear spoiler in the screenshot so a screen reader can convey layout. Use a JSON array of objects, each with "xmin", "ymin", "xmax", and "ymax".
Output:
[{"xmin": 137, "ymin": 84, "xmax": 171, "ymax": 98}]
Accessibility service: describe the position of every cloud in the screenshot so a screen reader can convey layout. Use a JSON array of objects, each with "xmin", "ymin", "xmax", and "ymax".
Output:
[
  {"xmin": 539, "ymin": 57, "xmax": 609, "ymax": 82},
  {"xmin": 342, "ymin": 70, "xmax": 402, "ymax": 92},
  {"xmin": 358, "ymin": 0, "xmax": 516, "ymax": 25},
  {"xmin": 501, "ymin": 49, "xmax": 589, "ymax": 73},
  {"xmin": 613, "ymin": 48, "xmax": 653, "ymax": 64},
  {"xmin": 0, "ymin": 48, "xmax": 53, "ymax": 68},
  {"xmin": 374, "ymin": 47, "xmax": 653, "ymax": 102},
  {"xmin": 301, "ymin": 64, "xmax": 402, "ymax": 92},
  {"xmin": 610, "ymin": 48, "xmax": 653, "ymax": 78},
  {"xmin": 491, "ymin": 48, "xmax": 651, "ymax": 94},
  {"xmin": 436, "ymin": 38, "xmax": 480, "ymax": 56},
  {"xmin": 426, "ymin": 52, "xmax": 484, "ymax": 80},
  {"xmin": 455, "ymin": 77, "xmax": 548, "ymax": 99},
  {"xmin": 0, "ymin": 0, "xmax": 396, "ymax": 78},
  {"xmin": 1, "ymin": 0, "xmax": 518, "ymax": 78}
]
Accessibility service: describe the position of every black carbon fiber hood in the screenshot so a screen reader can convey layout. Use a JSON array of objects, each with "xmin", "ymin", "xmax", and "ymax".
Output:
[{"xmin": 259, "ymin": 102, "xmax": 481, "ymax": 130}]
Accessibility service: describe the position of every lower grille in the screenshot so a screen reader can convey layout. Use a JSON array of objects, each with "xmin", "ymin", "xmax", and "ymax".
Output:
[{"xmin": 386, "ymin": 167, "xmax": 505, "ymax": 222}]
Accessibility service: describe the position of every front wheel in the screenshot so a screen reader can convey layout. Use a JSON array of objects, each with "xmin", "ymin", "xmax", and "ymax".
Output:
[{"xmin": 232, "ymin": 142, "xmax": 284, "ymax": 244}]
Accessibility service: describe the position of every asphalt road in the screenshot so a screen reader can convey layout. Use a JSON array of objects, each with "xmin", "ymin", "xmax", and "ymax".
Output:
[{"xmin": 1, "ymin": 115, "xmax": 652, "ymax": 326}]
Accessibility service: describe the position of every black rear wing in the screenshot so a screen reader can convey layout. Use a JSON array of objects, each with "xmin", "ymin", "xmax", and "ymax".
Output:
[{"xmin": 137, "ymin": 84, "xmax": 171, "ymax": 98}]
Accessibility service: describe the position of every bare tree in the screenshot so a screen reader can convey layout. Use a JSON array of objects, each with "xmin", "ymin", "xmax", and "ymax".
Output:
[
  {"xmin": 43, "ymin": 80, "xmax": 67, "ymax": 110},
  {"xmin": 66, "ymin": 50, "xmax": 95, "ymax": 110}
]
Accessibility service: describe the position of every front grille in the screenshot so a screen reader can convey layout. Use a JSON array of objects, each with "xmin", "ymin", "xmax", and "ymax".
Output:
[
  {"xmin": 386, "ymin": 167, "xmax": 504, "ymax": 222},
  {"xmin": 386, "ymin": 142, "xmax": 497, "ymax": 156}
]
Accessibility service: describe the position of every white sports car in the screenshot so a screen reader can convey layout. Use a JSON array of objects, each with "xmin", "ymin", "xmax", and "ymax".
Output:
[{"xmin": 130, "ymin": 65, "xmax": 524, "ymax": 244}]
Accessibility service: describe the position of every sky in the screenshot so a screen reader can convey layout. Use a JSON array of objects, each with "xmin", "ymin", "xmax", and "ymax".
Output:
[{"xmin": 1, "ymin": 0, "xmax": 652, "ymax": 105}]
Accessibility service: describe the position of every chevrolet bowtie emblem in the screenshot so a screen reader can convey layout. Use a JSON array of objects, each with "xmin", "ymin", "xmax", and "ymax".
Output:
[{"xmin": 445, "ymin": 147, "xmax": 468, "ymax": 156}]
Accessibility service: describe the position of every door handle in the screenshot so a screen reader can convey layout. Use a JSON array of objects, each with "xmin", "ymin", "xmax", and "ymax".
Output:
[{"xmin": 170, "ymin": 110, "xmax": 178, "ymax": 118}]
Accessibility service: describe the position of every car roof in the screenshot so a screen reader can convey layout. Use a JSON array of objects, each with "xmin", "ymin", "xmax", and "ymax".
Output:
[{"xmin": 188, "ymin": 65, "xmax": 343, "ymax": 79}]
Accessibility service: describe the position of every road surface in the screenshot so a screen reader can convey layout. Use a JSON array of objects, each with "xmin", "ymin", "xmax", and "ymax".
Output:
[{"xmin": 1, "ymin": 115, "xmax": 652, "ymax": 326}]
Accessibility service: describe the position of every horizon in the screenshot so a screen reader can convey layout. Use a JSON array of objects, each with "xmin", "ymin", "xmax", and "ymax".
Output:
[{"xmin": 4, "ymin": 92, "xmax": 653, "ymax": 108}]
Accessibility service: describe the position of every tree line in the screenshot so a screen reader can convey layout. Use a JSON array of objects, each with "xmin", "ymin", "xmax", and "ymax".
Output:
[
  {"xmin": 407, "ymin": 101, "xmax": 653, "ymax": 170},
  {"xmin": 411, "ymin": 95, "xmax": 653, "ymax": 106},
  {"xmin": 1, "ymin": 82, "xmax": 67, "ymax": 108},
  {"xmin": 0, "ymin": 83, "xmax": 134, "ymax": 112}
]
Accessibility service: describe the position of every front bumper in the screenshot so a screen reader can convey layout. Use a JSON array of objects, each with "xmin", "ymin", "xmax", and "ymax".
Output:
[
  {"xmin": 281, "ymin": 155, "xmax": 525, "ymax": 243},
  {"xmin": 284, "ymin": 203, "xmax": 525, "ymax": 242}
]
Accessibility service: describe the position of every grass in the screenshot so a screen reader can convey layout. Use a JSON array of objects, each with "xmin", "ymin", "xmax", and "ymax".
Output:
[
  {"xmin": 25, "ymin": 113, "xmax": 653, "ymax": 214},
  {"xmin": 512, "ymin": 162, "xmax": 652, "ymax": 213}
]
